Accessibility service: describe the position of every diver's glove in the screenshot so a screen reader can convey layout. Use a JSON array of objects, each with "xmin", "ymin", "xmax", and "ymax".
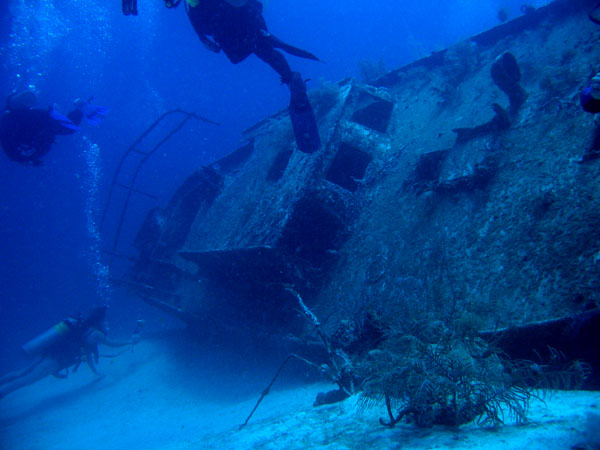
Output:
[
  {"xmin": 74, "ymin": 98, "xmax": 89, "ymax": 112},
  {"xmin": 73, "ymin": 97, "xmax": 109, "ymax": 125}
]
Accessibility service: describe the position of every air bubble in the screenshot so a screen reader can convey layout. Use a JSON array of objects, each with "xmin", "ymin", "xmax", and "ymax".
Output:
[{"xmin": 82, "ymin": 136, "xmax": 112, "ymax": 302}]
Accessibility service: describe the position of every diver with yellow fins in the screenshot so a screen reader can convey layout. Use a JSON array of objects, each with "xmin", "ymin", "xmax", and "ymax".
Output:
[
  {"xmin": 0, "ymin": 305, "xmax": 141, "ymax": 400},
  {"xmin": 168, "ymin": 0, "xmax": 322, "ymax": 153}
]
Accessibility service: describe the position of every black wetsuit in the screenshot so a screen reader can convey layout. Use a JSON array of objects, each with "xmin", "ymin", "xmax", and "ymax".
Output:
[
  {"xmin": 187, "ymin": 0, "xmax": 321, "ymax": 152},
  {"xmin": 187, "ymin": 0, "xmax": 293, "ymax": 83},
  {"xmin": 0, "ymin": 107, "xmax": 82, "ymax": 165}
]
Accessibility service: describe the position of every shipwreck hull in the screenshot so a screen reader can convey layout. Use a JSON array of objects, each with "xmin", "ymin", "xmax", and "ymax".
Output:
[{"xmin": 126, "ymin": 0, "xmax": 600, "ymax": 384}]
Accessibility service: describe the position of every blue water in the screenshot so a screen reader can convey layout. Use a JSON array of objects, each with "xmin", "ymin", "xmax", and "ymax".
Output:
[{"xmin": 0, "ymin": 0, "xmax": 550, "ymax": 371}]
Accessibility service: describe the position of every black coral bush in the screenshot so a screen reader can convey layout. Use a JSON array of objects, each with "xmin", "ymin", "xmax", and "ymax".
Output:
[{"xmin": 355, "ymin": 320, "xmax": 586, "ymax": 428}]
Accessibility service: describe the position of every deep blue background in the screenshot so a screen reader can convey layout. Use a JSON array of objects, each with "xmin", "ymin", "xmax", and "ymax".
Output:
[{"xmin": 0, "ymin": 0, "xmax": 550, "ymax": 370}]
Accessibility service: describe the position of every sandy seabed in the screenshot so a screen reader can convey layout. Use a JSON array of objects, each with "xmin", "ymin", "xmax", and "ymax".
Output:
[{"xmin": 1, "ymin": 337, "xmax": 598, "ymax": 450}]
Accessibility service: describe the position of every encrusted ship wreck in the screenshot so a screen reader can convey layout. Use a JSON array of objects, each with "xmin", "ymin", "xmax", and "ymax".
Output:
[{"xmin": 110, "ymin": 0, "xmax": 600, "ymax": 388}]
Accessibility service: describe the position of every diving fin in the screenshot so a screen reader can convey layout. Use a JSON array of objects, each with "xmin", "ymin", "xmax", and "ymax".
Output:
[
  {"xmin": 289, "ymin": 72, "xmax": 321, "ymax": 154},
  {"xmin": 84, "ymin": 104, "xmax": 109, "ymax": 125},
  {"xmin": 270, "ymin": 35, "xmax": 320, "ymax": 62}
]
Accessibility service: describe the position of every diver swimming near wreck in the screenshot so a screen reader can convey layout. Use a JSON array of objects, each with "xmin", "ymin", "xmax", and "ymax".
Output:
[
  {"xmin": 0, "ymin": 306, "xmax": 141, "ymax": 400},
  {"xmin": 578, "ymin": 3, "xmax": 600, "ymax": 161},
  {"xmin": 0, "ymin": 91, "xmax": 108, "ymax": 165},
  {"xmin": 175, "ymin": 0, "xmax": 322, "ymax": 153},
  {"xmin": 580, "ymin": 2, "xmax": 600, "ymax": 114},
  {"xmin": 581, "ymin": 72, "xmax": 600, "ymax": 114}
]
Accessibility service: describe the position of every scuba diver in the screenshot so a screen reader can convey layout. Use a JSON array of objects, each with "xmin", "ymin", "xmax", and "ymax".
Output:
[
  {"xmin": 183, "ymin": 0, "xmax": 322, "ymax": 153},
  {"xmin": 582, "ymin": 2, "xmax": 600, "ymax": 114},
  {"xmin": 0, "ymin": 305, "xmax": 141, "ymax": 400},
  {"xmin": 581, "ymin": 72, "xmax": 600, "ymax": 114},
  {"xmin": 580, "ymin": 73, "xmax": 600, "ymax": 162},
  {"xmin": 578, "ymin": 3, "xmax": 600, "ymax": 161},
  {"xmin": 0, "ymin": 91, "xmax": 108, "ymax": 165}
]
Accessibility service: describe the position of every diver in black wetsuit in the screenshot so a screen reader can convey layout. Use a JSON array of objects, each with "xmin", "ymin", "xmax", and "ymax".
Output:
[
  {"xmin": 578, "ymin": 3, "xmax": 600, "ymax": 161},
  {"xmin": 185, "ymin": 0, "xmax": 322, "ymax": 153},
  {"xmin": 0, "ymin": 306, "xmax": 140, "ymax": 400},
  {"xmin": 581, "ymin": 73, "xmax": 600, "ymax": 114},
  {"xmin": 0, "ymin": 91, "xmax": 107, "ymax": 165},
  {"xmin": 581, "ymin": 3, "xmax": 600, "ymax": 114}
]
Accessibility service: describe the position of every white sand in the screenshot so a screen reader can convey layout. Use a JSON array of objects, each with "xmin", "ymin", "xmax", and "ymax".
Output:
[{"xmin": 1, "ymin": 336, "xmax": 598, "ymax": 450}]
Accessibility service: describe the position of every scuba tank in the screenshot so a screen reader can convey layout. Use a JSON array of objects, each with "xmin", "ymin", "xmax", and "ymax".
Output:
[{"xmin": 21, "ymin": 318, "xmax": 79, "ymax": 356}]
